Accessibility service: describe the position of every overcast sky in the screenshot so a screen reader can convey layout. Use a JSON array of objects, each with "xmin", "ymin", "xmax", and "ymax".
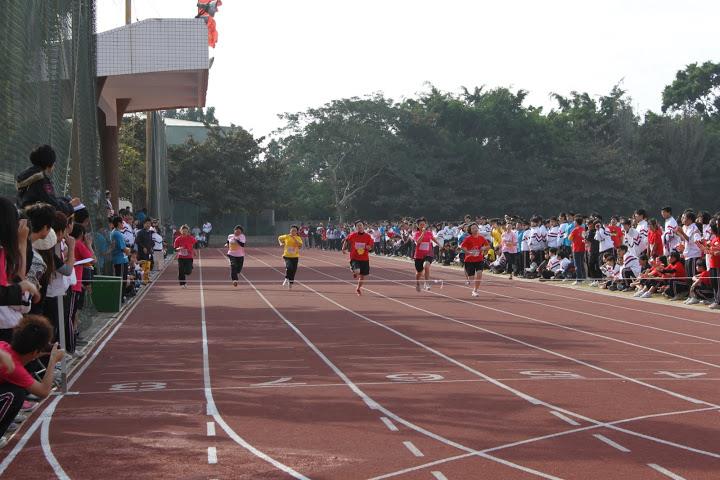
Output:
[{"xmin": 98, "ymin": 0, "xmax": 719, "ymax": 135}]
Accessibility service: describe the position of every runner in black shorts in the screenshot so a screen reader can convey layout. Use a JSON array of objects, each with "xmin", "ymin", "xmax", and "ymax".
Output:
[
  {"xmin": 343, "ymin": 221, "xmax": 375, "ymax": 296},
  {"xmin": 412, "ymin": 217, "xmax": 441, "ymax": 292},
  {"xmin": 459, "ymin": 223, "xmax": 490, "ymax": 298},
  {"xmin": 351, "ymin": 259, "xmax": 370, "ymax": 277}
]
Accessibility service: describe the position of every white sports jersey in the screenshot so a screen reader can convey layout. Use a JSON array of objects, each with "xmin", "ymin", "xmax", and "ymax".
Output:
[
  {"xmin": 682, "ymin": 223, "xmax": 702, "ymax": 259},
  {"xmin": 663, "ymin": 217, "xmax": 680, "ymax": 255}
]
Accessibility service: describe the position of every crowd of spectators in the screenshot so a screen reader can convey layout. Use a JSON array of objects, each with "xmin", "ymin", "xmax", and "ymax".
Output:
[
  {"xmin": 0, "ymin": 145, "xmax": 169, "ymax": 444},
  {"xmin": 296, "ymin": 209, "xmax": 720, "ymax": 308}
]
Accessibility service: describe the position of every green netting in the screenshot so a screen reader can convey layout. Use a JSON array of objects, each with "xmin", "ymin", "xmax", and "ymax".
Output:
[{"xmin": 0, "ymin": 0, "xmax": 103, "ymax": 223}]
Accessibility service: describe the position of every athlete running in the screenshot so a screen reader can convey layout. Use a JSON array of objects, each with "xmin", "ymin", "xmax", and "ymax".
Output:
[
  {"xmin": 342, "ymin": 221, "xmax": 374, "ymax": 296},
  {"xmin": 413, "ymin": 217, "xmax": 441, "ymax": 291},
  {"xmin": 225, "ymin": 225, "xmax": 246, "ymax": 287},
  {"xmin": 458, "ymin": 223, "xmax": 490, "ymax": 297},
  {"xmin": 278, "ymin": 225, "xmax": 303, "ymax": 289}
]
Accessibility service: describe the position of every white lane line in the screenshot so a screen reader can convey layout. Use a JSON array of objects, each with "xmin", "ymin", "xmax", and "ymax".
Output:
[
  {"xmin": 550, "ymin": 410, "xmax": 581, "ymax": 426},
  {"xmin": 304, "ymin": 254, "xmax": 714, "ymax": 409},
  {"xmin": 39, "ymin": 399, "xmax": 69, "ymax": 480},
  {"xmin": 241, "ymin": 262, "xmax": 563, "ymax": 480},
  {"xmin": 368, "ymin": 405, "xmax": 720, "ymax": 480},
  {"xmin": 432, "ymin": 472, "xmax": 449, "ymax": 480},
  {"xmin": 208, "ymin": 447, "xmax": 218, "ymax": 464},
  {"xmin": 199, "ymin": 254, "xmax": 310, "ymax": 480},
  {"xmin": 403, "ymin": 441, "xmax": 424, "ymax": 457},
  {"xmin": 593, "ymin": 434, "xmax": 630, "ymax": 453},
  {"xmin": 207, "ymin": 422, "xmax": 216, "ymax": 437},
  {"xmin": 3, "ymin": 263, "xmax": 165, "ymax": 477},
  {"xmin": 380, "ymin": 417, "xmax": 399, "ymax": 432},
  {"xmin": 647, "ymin": 464, "xmax": 686, "ymax": 480},
  {"xmin": 288, "ymin": 252, "xmax": 720, "ymax": 462}
]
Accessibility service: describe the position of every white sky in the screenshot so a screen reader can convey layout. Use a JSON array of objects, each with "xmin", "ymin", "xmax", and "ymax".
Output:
[{"xmin": 98, "ymin": 0, "xmax": 719, "ymax": 135}]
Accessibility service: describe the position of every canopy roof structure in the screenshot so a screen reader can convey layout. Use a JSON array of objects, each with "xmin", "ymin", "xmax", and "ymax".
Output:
[{"xmin": 97, "ymin": 18, "xmax": 209, "ymax": 126}]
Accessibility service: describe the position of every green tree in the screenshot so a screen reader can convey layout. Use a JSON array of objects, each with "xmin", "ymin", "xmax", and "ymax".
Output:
[
  {"xmin": 279, "ymin": 95, "xmax": 403, "ymax": 222},
  {"xmin": 168, "ymin": 126, "xmax": 276, "ymax": 218},
  {"xmin": 118, "ymin": 116, "xmax": 146, "ymax": 209},
  {"xmin": 164, "ymin": 107, "xmax": 219, "ymax": 125},
  {"xmin": 662, "ymin": 61, "xmax": 720, "ymax": 118}
]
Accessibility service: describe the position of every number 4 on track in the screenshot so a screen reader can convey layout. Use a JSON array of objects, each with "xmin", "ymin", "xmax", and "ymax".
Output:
[{"xmin": 519, "ymin": 370, "xmax": 583, "ymax": 379}]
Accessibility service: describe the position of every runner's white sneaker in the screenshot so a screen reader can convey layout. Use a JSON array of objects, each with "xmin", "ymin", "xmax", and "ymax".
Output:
[
  {"xmin": 686, "ymin": 297, "xmax": 700, "ymax": 305},
  {"xmin": 471, "ymin": 290, "xmax": 479, "ymax": 298}
]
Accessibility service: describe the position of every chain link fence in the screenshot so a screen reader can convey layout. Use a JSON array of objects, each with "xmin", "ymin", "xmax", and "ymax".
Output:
[{"xmin": 1, "ymin": 0, "xmax": 104, "ymax": 223}]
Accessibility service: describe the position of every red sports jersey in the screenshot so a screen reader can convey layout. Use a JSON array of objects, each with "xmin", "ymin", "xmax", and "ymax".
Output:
[
  {"xmin": 461, "ymin": 235, "xmax": 488, "ymax": 263},
  {"xmin": 346, "ymin": 232, "xmax": 374, "ymax": 261}
]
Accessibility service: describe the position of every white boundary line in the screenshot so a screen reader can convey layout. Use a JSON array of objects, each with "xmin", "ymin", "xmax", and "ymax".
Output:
[
  {"xmin": 302, "ymin": 251, "xmax": 718, "ymax": 405},
  {"xmin": 593, "ymin": 434, "xmax": 630, "ymax": 453},
  {"xmin": 247, "ymin": 250, "xmax": 720, "ymax": 479},
  {"xmin": 402, "ymin": 441, "xmax": 424, "ymax": 457},
  {"xmin": 380, "ymin": 417, "xmax": 399, "ymax": 432},
  {"xmin": 550, "ymin": 411, "xmax": 580, "ymax": 426},
  {"xmin": 279, "ymin": 251, "xmax": 720, "ymax": 461},
  {"xmin": 647, "ymin": 463, "xmax": 686, "ymax": 479},
  {"xmin": 41, "ymin": 398, "xmax": 70, "ymax": 480},
  {"xmin": 239, "ymin": 257, "xmax": 563, "ymax": 480},
  {"xmin": 198, "ymin": 252, "xmax": 310, "ymax": 480},
  {"xmin": 208, "ymin": 446, "xmax": 218, "ymax": 464},
  {"xmin": 431, "ymin": 472, "xmax": 448, "ymax": 480}
]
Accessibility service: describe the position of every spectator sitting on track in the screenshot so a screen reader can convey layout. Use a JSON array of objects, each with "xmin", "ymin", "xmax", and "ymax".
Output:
[
  {"xmin": 0, "ymin": 315, "xmax": 65, "ymax": 437},
  {"xmin": 686, "ymin": 260, "xmax": 714, "ymax": 305}
]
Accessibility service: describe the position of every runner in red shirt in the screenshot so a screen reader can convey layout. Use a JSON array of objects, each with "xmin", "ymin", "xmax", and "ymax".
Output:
[
  {"xmin": 342, "ymin": 221, "xmax": 374, "ymax": 296},
  {"xmin": 173, "ymin": 225, "xmax": 197, "ymax": 288},
  {"xmin": 413, "ymin": 217, "xmax": 440, "ymax": 292},
  {"xmin": 459, "ymin": 223, "xmax": 489, "ymax": 298}
]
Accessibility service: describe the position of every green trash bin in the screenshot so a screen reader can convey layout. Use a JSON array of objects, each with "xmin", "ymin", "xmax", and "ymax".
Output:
[{"xmin": 91, "ymin": 275, "xmax": 122, "ymax": 313}]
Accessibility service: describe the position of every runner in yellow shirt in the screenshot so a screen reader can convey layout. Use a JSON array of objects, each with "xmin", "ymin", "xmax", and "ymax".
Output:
[{"xmin": 278, "ymin": 226, "xmax": 303, "ymax": 289}]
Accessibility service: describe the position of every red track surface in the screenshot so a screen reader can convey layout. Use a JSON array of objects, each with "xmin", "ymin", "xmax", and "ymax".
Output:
[{"xmin": 2, "ymin": 247, "xmax": 720, "ymax": 479}]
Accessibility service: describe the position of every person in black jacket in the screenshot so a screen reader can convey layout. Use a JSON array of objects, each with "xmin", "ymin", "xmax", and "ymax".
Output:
[{"xmin": 16, "ymin": 145, "xmax": 80, "ymax": 215}]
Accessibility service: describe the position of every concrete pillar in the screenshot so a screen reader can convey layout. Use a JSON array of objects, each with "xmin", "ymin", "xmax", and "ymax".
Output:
[{"xmin": 98, "ymin": 98, "xmax": 130, "ymax": 213}]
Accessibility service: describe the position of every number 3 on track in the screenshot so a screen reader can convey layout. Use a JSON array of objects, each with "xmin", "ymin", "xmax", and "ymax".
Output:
[{"xmin": 109, "ymin": 381, "xmax": 167, "ymax": 392}]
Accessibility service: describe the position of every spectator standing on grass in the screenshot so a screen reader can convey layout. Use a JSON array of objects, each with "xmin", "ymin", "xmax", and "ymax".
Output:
[
  {"xmin": 226, "ymin": 226, "xmax": 246, "ymax": 287},
  {"xmin": 70, "ymin": 224, "xmax": 94, "ymax": 348},
  {"xmin": 120, "ymin": 210, "xmax": 136, "ymax": 254},
  {"xmin": 647, "ymin": 219, "xmax": 664, "ymax": 259},
  {"xmin": 173, "ymin": 225, "xmax": 197, "ymax": 289},
  {"xmin": 0, "ymin": 316, "xmax": 65, "ymax": 437},
  {"xmin": 677, "ymin": 211, "xmax": 702, "ymax": 279},
  {"xmin": 569, "ymin": 216, "xmax": 586, "ymax": 284},
  {"xmin": 135, "ymin": 219, "xmax": 154, "ymax": 284},
  {"xmin": 661, "ymin": 206, "xmax": 680, "ymax": 256},
  {"xmin": 202, "ymin": 221, "xmax": 213, "ymax": 247},
  {"xmin": 109, "ymin": 216, "xmax": 130, "ymax": 300},
  {"xmin": 16, "ymin": 145, "xmax": 79, "ymax": 216},
  {"xmin": 705, "ymin": 221, "xmax": 720, "ymax": 309},
  {"xmin": 151, "ymin": 224, "xmax": 164, "ymax": 271}
]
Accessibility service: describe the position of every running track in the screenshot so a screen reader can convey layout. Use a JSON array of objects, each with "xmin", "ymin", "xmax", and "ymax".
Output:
[{"xmin": 2, "ymin": 247, "xmax": 720, "ymax": 479}]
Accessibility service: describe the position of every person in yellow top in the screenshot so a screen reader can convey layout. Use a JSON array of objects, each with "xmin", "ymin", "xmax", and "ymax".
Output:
[{"xmin": 278, "ymin": 225, "xmax": 303, "ymax": 289}]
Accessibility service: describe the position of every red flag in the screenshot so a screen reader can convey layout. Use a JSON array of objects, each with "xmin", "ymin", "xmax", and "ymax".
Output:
[{"xmin": 196, "ymin": 0, "xmax": 222, "ymax": 48}]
